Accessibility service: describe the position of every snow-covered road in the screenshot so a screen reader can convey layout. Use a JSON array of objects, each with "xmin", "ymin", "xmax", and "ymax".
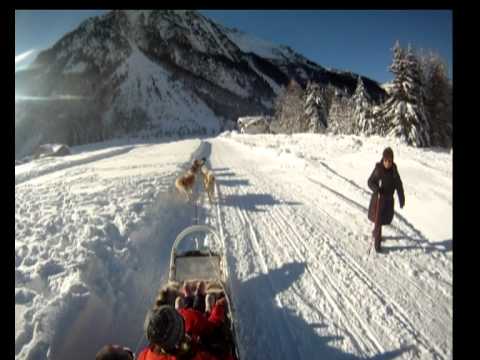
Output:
[
  {"xmin": 206, "ymin": 137, "xmax": 451, "ymax": 360},
  {"xmin": 15, "ymin": 134, "xmax": 452, "ymax": 360}
]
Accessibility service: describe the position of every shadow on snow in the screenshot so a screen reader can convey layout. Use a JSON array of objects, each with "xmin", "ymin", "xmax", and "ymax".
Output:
[
  {"xmin": 233, "ymin": 261, "xmax": 415, "ymax": 360},
  {"xmin": 221, "ymin": 193, "xmax": 301, "ymax": 212},
  {"xmin": 217, "ymin": 179, "xmax": 251, "ymax": 187},
  {"xmin": 382, "ymin": 238, "xmax": 452, "ymax": 254}
]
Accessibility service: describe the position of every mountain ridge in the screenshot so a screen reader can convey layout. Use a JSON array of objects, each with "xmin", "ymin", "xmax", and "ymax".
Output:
[{"xmin": 15, "ymin": 10, "xmax": 386, "ymax": 158}]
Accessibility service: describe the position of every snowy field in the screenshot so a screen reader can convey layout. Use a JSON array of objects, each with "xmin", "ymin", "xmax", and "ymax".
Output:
[{"xmin": 15, "ymin": 133, "xmax": 452, "ymax": 360}]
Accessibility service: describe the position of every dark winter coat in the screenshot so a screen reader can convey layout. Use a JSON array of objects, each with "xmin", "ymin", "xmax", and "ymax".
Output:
[{"xmin": 367, "ymin": 161, "xmax": 405, "ymax": 225}]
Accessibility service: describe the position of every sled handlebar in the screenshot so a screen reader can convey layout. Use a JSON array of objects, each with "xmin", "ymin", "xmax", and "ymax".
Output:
[{"xmin": 169, "ymin": 224, "xmax": 222, "ymax": 281}]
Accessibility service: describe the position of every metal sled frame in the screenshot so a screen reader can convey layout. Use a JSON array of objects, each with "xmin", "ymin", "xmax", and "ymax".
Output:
[{"xmin": 169, "ymin": 224, "xmax": 226, "ymax": 283}]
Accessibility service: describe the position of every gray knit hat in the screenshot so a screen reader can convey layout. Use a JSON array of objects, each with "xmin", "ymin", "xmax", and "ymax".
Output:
[{"xmin": 144, "ymin": 306, "xmax": 185, "ymax": 350}]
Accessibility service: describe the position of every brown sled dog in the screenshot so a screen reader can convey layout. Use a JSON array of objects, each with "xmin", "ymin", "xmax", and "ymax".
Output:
[
  {"xmin": 175, "ymin": 159, "xmax": 204, "ymax": 201},
  {"xmin": 200, "ymin": 164, "xmax": 216, "ymax": 204}
]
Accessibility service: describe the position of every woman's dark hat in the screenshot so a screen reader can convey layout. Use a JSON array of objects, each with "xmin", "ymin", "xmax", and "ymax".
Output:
[{"xmin": 144, "ymin": 306, "xmax": 185, "ymax": 350}]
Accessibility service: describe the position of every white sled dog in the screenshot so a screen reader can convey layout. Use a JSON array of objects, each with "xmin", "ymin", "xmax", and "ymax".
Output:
[
  {"xmin": 200, "ymin": 164, "xmax": 216, "ymax": 204},
  {"xmin": 175, "ymin": 159, "xmax": 204, "ymax": 202}
]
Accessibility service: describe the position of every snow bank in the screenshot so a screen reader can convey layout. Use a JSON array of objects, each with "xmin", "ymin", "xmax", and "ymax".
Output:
[{"xmin": 15, "ymin": 139, "xmax": 206, "ymax": 359}]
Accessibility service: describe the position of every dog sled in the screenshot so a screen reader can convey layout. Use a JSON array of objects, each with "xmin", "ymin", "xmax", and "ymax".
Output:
[{"xmin": 156, "ymin": 225, "xmax": 241, "ymax": 360}]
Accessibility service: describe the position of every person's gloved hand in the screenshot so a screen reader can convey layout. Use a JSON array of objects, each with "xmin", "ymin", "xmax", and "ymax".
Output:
[
  {"xmin": 400, "ymin": 200, "xmax": 405, "ymax": 209},
  {"xmin": 378, "ymin": 187, "xmax": 385, "ymax": 195},
  {"xmin": 216, "ymin": 297, "xmax": 227, "ymax": 307}
]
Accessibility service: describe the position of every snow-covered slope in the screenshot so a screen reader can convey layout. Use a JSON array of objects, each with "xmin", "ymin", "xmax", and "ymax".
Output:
[
  {"xmin": 110, "ymin": 45, "xmax": 220, "ymax": 131},
  {"xmin": 220, "ymin": 26, "xmax": 295, "ymax": 61},
  {"xmin": 15, "ymin": 133, "xmax": 452, "ymax": 359},
  {"xmin": 15, "ymin": 49, "xmax": 43, "ymax": 72}
]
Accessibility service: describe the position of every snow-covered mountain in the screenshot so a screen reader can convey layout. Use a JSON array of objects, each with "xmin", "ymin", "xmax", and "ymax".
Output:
[{"xmin": 15, "ymin": 10, "xmax": 386, "ymax": 158}]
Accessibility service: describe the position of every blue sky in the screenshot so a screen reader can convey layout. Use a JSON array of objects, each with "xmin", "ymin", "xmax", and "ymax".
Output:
[{"xmin": 15, "ymin": 10, "xmax": 452, "ymax": 84}]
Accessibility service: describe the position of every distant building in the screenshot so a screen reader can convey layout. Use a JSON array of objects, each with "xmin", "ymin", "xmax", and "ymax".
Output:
[
  {"xmin": 33, "ymin": 144, "xmax": 71, "ymax": 159},
  {"xmin": 237, "ymin": 116, "xmax": 272, "ymax": 134}
]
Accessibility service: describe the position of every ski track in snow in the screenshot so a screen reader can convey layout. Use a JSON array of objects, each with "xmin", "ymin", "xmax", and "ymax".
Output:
[
  {"xmin": 302, "ymin": 164, "xmax": 452, "ymax": 290},
  {"xmin": 206, "ymin": 137, "xmax": 451, "ymax": 360},
  {"xmin": 15, "ymin": 134, "xmax": 451, "ymax": 360},
  {"xmin": 218, "ymin": 148, "xmax": 376, "ymax": 358},
  {"xmin": 209, "ymin": 150, "xmax": 372, "ymax": 358}
]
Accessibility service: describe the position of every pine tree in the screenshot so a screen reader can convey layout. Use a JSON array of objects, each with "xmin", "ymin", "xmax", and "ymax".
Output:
[
  {"xmin": 303, "ymin": 82, "xmax": 327, "ymax": 133},
  {"xmin": 420, "ymin": 50, "xmax": 452, "ymax": 147},
  {"xmin": 374, "ymin": 42, "xmax": 405, "ymax": 137},
  {"xmin": 390, "ymin": 41, "xmax": 408, "ymax": 99},
  {"xmin": 274, "ymin": 79, "xmax": 305, "ymax": 133},
  {"xmin": 328, "ymin": 88, "xmax": 354, "ymax": 134},
  {"xmin": 352, "ymin": 76, "xmax": 373, "ymax": 135},
  {"xmin": 382, "ymin": 42, "xmax": 431, "ymax": 147}
]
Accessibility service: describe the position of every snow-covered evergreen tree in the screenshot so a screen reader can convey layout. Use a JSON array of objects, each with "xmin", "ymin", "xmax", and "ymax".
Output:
[
  {"xmin": 381, "ymin": 41, "xmax": 431, "ymax": 147},
  {"xmin": 319, "ymin": 83, "xmax": 336, "ymax": 115},
  {"xmin": 304, "ymin": 82, "xmax": 328, "ymax": 133},
  {"xmin": 420, "ymin": 50, "xmax": 452, "ymax": 147},
  {"xmin": 273, "ymin": 79, "xmax": 305, "ymax": 133},
  {"xmin": 352, "ymin": 76, "xmax": 373, "ymax": 135},
  {"xmin": 328, "ymin": 88, "xmax": 354, "ymax": 134}
]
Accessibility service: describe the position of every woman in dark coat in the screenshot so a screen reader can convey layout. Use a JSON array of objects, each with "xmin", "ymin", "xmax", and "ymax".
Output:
[{"xmin": 367, "ymin": 147, "xmax": 405, "ymax": 252}]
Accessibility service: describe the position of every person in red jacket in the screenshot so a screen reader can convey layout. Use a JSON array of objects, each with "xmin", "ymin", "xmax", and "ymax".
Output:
[{"xmin": 137, "ymin": 301, "xmax": 234, "ymax": 360}]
